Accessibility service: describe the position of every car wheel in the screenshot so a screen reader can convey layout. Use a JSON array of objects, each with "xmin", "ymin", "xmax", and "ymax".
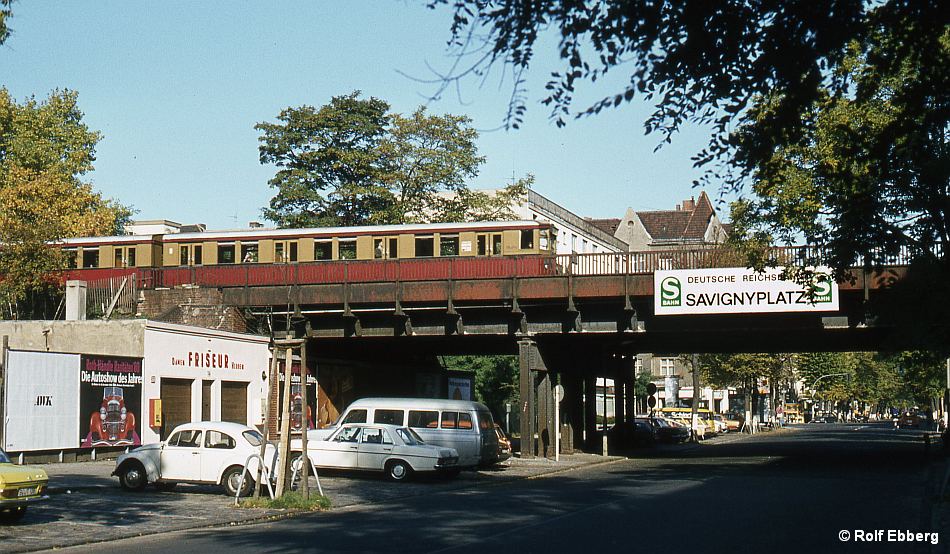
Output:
[
  {"xmin": 222, "ymin": 466, "xmax": 254, "ymax": 497},
  {"xmin": 0, "ymin": 507, "xmax": 26, "ymax": 524},
  {"xmin": 119, "ymin": 463, "xmax": 147, "ymax": 491},
  {"xmin": 386, "ymin": 460, "xmax": 411, "ymax": 482}
]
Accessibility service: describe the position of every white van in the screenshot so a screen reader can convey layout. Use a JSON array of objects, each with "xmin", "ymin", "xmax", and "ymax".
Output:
[{"xmin": 310, "ymin": 398, "xmax": 499, "ymax": 467}]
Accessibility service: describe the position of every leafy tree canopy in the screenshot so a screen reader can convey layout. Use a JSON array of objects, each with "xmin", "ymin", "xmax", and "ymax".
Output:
[
  {"xmin": 0, "ymin": 89, "xmax": 133, "ymax": 318},
  {"xmin": 257, "ymin": 91, "xmax": 526, "ymax": 228},
  {"xmin": 442, "ymin": 355, "xmax": 518, "ymax": 423}
]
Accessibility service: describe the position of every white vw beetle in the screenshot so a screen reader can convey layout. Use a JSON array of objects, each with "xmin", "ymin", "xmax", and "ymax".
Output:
[
  {"xmin": 295, "ymin": 423, "xmax": 459, "ymax": 481},
  {"xmin": 113, "ymin": 421, "xmax": 275, "ymax": 496}
]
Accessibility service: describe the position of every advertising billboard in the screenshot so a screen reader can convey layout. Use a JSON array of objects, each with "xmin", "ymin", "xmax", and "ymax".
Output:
[
  {"xmin": 277, "ymin": 360, "xmax": 317, "ymax": 432},
  {"xmin": 79, "ymin": 355, "xmax": 143, "ymax": 448},
  {"xmin": 654, "ymin": 267, "xmax": 839, "ymax": 316},
  {"xmin": 4, "ymin": 351, "xmax": 81, "ymax": 452}
]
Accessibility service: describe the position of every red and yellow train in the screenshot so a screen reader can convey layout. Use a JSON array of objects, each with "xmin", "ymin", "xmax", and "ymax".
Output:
[{"xmin": 62, "ymin": 220, "xmax": 557, "ymax": 287}]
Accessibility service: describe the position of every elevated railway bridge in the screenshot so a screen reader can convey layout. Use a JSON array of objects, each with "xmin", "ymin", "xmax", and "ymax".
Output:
[{"xmin": 80, "ymin": 247, "xmax": 911, "ymax": 457}]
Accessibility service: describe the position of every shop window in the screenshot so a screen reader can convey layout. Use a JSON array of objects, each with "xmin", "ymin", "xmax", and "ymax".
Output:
[
  {"xmin": 415, "ymin": 236, "xmax": 434, "ymax": 257},
  {"xmin": 82, "ymin": 248, "xmax": 99, "ymax": 268},
  {"xmin": 520, "ymin": 229, "xmax": 534, "ymax": 250},
  {"xmin": 218, "ymin": 244, "xmax": 236, "ymax": 264},
  {"xmin": 339, "ymin": 241, "xmax": 356, "ymax": 260},
  {"xmin": 440, "ymin": 236, "xmax": 459, "ymax": 256},
  {"xmin": 241, "ymin": 243, "xmax": 259, "ymax": 263},
  {"xmin": 373, "ymin": 409, "xmax": 405, "ymax": 426},
  {"xmin": 408, "ymin": 410, "xmax": 439, "ymax": 429},
  {"xmin": 315, "ymin": 241, "xmax": 332, "ymax": 260}
]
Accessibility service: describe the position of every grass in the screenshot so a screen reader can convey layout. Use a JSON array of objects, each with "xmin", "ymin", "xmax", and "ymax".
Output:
[{"xmin": 239, "ymin": 491, "xmax": 332, "ymax": 511}]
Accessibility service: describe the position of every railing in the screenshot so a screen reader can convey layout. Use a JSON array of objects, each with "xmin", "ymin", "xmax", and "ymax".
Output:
[{"xmin": 65, "ymin": 244, "xmax": 922, "ymax": 291}]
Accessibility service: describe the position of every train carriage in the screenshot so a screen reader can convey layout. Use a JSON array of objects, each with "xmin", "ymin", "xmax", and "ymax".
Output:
[{"xmin": 62, "ymin": 220, "xmax": 556, "ymax": 287}]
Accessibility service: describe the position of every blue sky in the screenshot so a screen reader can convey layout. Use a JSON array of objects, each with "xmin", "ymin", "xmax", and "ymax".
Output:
[{"xmin": 1, "ymin": 1, "xmax": 723, "ymax": 230}]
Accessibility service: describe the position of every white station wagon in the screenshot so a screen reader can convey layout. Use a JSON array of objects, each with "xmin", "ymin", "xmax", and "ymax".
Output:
[
  {"xmin": 296, "ymin": 423, "xmax": 459, "ymax": 481},
  {"xmin": 113, "ymin": 421, "xmax": 275, "ymax": 496}
]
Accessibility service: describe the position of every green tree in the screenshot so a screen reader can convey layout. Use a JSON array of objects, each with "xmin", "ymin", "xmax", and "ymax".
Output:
[
  {"xmin": 257, "ymin": 91, "xmax": 525, "ymax": 227},
  {"xmin": 442, "ymin": 355, "xmax": 518, "ymax": 424},
  {"xmin": 0, "ymin": 0, "xmax": 13, "ymax": 46},
  {"xmin": 0, "ymin": 89, "xmax": 132, "ymax": 319}
]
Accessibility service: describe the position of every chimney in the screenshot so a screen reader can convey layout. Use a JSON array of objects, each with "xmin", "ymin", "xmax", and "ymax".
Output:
[
  {"xmin": 249, "ymin": 221, "xmax": 263, "ymax": 229},
  {"xmin": 682, "ymin": 197, "xmax": 695, "ymax": 211}
]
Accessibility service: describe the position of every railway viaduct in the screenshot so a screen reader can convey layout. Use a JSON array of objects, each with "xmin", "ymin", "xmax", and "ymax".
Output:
[{"xmin": 131, "ymin": 249, "xmax": 912, "ymax": 458}]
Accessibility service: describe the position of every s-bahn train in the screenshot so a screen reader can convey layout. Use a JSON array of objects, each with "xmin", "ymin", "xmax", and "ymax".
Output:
[{"xmin": 61, "ymin": 220, "xmax": 558, "ymax": 287}]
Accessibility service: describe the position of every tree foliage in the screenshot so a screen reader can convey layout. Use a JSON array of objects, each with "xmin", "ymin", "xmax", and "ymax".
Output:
[
  {"xmin": 0, "ymin": 0, "xmax": 12, "ymax": 46},
  {"xmin": 257, "ymin": 91, "xmax": 525, "ymax": 228},
  {"xmin": 0, "ymin": 89, "xmax": 132, "ymax": 318},
  {"xmin": 442, "ymin": 355, "xmax": 519, "ymax": 423}
]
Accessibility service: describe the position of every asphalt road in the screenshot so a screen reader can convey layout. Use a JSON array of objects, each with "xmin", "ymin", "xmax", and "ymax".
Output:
[{"xmin": 59, "ymin": 424, "xmax": 945, "ymax": 554}]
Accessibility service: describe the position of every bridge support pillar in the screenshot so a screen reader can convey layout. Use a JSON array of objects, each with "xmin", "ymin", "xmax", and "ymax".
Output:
[
  {"xmin": 518, "ymin": 339, "xmax": 545, "ymax": 459},
  {"xmin": 561, "ymin": 373, "xmax": 581, "ymax": 454},
  {"xmin": 613, "ymin": 354, "xmax": 626, "ymax": 427},
  {"xmin": 584, "ymin": 373, "xmax": 597, "ymax": 451},
  {"xmin": 622, "ymin": 356, "xmax": 636, "ymax": 422}
]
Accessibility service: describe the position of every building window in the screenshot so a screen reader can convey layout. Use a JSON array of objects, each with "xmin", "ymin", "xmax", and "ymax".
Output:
[
  {"xmin": 315, "ymin": 241, "xmax": 332, "ymax": 260},
  {"xmin": 218, "ymin": 243, "xmax": 236, "ymax": 264},
  {"xmin": 660, "ymin": 358, "xmax": 676, "ymax": 377}
]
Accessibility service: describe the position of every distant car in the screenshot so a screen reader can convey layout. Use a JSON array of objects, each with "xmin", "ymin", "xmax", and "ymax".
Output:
[
  {"xmin": 296, "ymin": 424, "xmax": 459, "ymax": 481},
  {"xmin": 649, "ymin": 417, "xmax": 690, "ymax": 443},
  {"xmin": 712, "ymin": 414, "xmax": 729, "ymax": 434},
  {"xmin": 494, "ymin": 424, "xmax": 512, "ymax": 462},
  {"xmin": 0, "ymin": 449, "xmax": 48, "ymax": 523},
  {"xmin": 723, "ymin": 414, "xmax": 743, "ymax": 432},
  {"xmin": 898, "ymin": 412, "xmax": 921, "ymax": 429},
  {"xmin": 112, "ymin": 421, "xmax": 275, "ymax": 496},
  {"xmin": 607, "ymin": 420, "xmax": 656, "ymax": 447}
]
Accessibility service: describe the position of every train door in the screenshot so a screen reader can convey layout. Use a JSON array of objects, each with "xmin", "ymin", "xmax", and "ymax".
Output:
[
  {"xmin": 373, "ymin": 237, "xmax": 399, "ymax": 259},
  {"xmin": 275, "ymin": 240, "xmax": 298, "ymax": 263},
  {"xmin": 476, "ymin": 233, "xmax": 503, "ymax": 256}
]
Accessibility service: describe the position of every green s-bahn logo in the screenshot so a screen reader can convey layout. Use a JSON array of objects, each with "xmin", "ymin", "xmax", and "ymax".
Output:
[
  {"xmin": 660, "ymin": 276, "xmax": 682, "ymax": 307},
  {"xmin": 813, "ymin": 278, "xmax": 833, "ymax": 303}
]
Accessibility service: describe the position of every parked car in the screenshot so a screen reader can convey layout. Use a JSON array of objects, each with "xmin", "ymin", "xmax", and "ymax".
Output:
[
  {"xmin": 712, "ymin": 414, "xmax": 729, "ymax": 434},
  {"xmin": 112, "ymin": 421, "xmax": 275, "ymax": 496},
  {"xmin": 649, "ymin": 417, "xmax": 690, "ymax": 443},
  {"xmin": 0, "ymin": 449, "xmax": 48, "ymax": 523},
  {"xmin": 607, "ymin": 420, "xmax": 656, "ymax": 448},
  {"xmin": 310, "ymin": 398, "xmax": 498, "ymax": 467},
  {"xmin": 723, "ymin": 414, "xmax": 743, "ymax": 432},
  {"xmin": 297, "ymin": 423, "xmax": 459, "ymax": 481},
  {"xmin": 494, "ymin": 424, "xmax": 512, "ymax": 462}
]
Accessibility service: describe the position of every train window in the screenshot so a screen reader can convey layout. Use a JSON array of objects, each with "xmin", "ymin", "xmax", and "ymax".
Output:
[
  {"xmin": 415, "ymin": 236, "xmax": 434, "ymax": 257},
  {"xmin": 477, "ymin": 235, "xmax": 487, "ymax": 256},
  {"xmin": 64, "ymin": 249, "xmax": 77, "ymax": 269},
  {"xmin": 440, "ymin": 235, "xmax": 459, "ymax": 256},
  {"xmin": 82, "ymin": 248, "xmax": 99, "ymax": 268},
  {"xmin": 540, "ymin": 228, "xmax": 551, "ymax": 251},
  {"xmin": 115, "ymin": 248, "xmax": 123, "ymax": 268},
  {"xmin": 127, "ymin": 248, "xmax": 135, "ymax": 267},
  {"xmin": 180, "ymin": 245, "xmax": 189, "ymax": 266},
  {"xmin": 339, "ymin": 241, "xmax": 356, "ymax": 260},
  {"xmin": 241, "ymin": 243, "xmax": 259, "ymax": 263},
  {"xmin": 374, "ymin": 239, "xmax": 384, "ymax": 259},
  {"xmin": 289, "ymin": 242, "xmax": 298, "ymax": 262},
  {"xmin": 275, "ymin": 242, "xmax": 283, "ymax": 262},
  {"xmin": 218, "ymin": 243, "xmax": 236, "ymax": 264},
  {"xmin": 388, "ymin": 238, "xmax": 398, "ymax": 258},
  {"xmin": 492, "ymin": 234, "xmax": 502, "ymax": 256},
  {"xmin": 194, "ymin": 245, "xmax": 203, "ymax": 265},
  {"xmin": 520, "ymin": 229, "xmax": 534, "ymax": 250},
  {"xmin": 315, "ymin": 241, "xmax": 332, "ymax": 260}
]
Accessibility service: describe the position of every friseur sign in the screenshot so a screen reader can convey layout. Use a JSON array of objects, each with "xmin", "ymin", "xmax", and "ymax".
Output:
[{"xmin": 654, "ymin": 267, "xmax": 839, "ymax": 315}]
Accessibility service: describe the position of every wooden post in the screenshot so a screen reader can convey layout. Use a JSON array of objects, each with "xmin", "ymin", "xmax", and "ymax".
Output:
[
  {"xmin": 252, "ymin": 346, "xmax": 278, "ymax": 500},
  {"xmin": 275, "ymin": 345, "xmax": 295, "ymax": 497},
  {"xmin": 299, "ymin": 340, "xmax": 309, "ymax": 500}
]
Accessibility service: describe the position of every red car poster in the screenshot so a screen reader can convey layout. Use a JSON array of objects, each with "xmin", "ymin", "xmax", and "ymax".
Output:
[
  {"xmin": 277, "ymin": 360, "xmax": 317, "ymax": 432},
  {"xmin": 80, "ymin": 355, "xmax": 143, "ymax": 448}
]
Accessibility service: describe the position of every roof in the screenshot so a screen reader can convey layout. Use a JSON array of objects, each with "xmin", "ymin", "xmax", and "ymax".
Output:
[
  {"xmin": 637, "ymin": 191, "xmax": 718, "ymax": 242},
  {"xmin": 585, "ymin": 218, "xmax": 621, "ymax": 236}
]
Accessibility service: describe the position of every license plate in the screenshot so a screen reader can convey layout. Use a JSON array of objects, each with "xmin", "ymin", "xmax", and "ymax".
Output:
[{"xmin": 17, "ymin": 487, "xmax": 36, "ymax": 497}]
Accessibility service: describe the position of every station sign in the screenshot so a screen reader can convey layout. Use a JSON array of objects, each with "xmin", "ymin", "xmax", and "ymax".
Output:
[{"xmin": 654, "ymin": 267, "xmax": 839, "ymax": 315}]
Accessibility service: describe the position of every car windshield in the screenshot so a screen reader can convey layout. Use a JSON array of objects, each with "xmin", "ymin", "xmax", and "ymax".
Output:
[
  {"xmin": 396, "ymin": 427, "xmax": 425, "ymax": 445},
  {"xmin": 0, "ymin": 449, "xmax": 10, "ymax": 464},
  {"xmin": 243, "ymin": 430, "xmax": 264, "ymax": 447}
]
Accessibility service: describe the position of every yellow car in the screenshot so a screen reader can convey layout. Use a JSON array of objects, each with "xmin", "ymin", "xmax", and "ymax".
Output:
[{"xmin": 0, "ymin": 449, "xmax": 48, "ymax": 523}]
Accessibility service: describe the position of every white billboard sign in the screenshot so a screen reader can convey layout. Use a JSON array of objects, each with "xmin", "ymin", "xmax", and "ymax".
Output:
[
  {"xmin": 4, "ymin": 351, "xmax": 81, "ymax": 452},
  {"xmin": 654, "ymin": 267, "xmax": 839, "ymax": 315}
]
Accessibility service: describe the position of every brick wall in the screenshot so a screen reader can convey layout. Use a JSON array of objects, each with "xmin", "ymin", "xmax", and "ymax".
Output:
[{"xmin": 139, "ymin": 288, "xmax": 247, "ymax": 333}]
